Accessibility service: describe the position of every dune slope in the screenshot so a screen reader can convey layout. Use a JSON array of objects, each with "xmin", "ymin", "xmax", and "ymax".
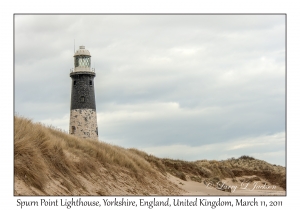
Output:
[{"xmin": 14, "ymin": 116, "xmax": 285, "ymax": 195}]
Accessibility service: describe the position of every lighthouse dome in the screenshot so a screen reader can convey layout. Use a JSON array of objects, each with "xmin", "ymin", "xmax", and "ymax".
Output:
[{"xmin": 74, "ymin": 46, "xmax": 91, "ymax": 57}]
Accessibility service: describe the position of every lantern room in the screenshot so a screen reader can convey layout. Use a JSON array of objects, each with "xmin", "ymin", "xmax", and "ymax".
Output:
[{"xmin": 74, "ymin": 46, "xmax": 91, "ymax": 72}]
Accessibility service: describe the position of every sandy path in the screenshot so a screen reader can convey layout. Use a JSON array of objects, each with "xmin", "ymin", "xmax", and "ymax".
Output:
[{"xmin": 167, "ymin": 174, "xmax": 286, "ymax": 196}]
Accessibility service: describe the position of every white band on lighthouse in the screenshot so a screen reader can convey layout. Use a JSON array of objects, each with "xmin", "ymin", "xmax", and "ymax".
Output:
[{"xmin": 69, "ymin": 109, "xmax": 98, "ymax": 139}]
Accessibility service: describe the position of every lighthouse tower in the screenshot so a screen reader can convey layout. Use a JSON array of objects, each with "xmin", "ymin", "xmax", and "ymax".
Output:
[{"xmin": 69, "ymin": 46, "xmax": 98, "ymax": 139}]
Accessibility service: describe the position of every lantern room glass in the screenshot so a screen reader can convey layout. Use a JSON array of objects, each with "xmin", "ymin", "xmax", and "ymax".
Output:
[{"xmin": 74, "ymin": 55, "xmax": 91, "ymax": 68}]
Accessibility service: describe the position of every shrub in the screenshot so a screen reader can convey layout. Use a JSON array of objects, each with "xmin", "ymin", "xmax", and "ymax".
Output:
[{"xmin": 239, "ymin": 155, "xmax": 255, "ymax": 160}]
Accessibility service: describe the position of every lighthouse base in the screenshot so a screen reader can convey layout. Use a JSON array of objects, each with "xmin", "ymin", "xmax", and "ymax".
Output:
[{"xmin": 69, "ymin": 109, "xmax": 98, "ymax": 140}]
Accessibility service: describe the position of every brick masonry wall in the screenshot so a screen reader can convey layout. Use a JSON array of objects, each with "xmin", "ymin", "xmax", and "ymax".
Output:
[{"xmin": 69, "ymin": 109, "xmax": 98, "ymax": 140}]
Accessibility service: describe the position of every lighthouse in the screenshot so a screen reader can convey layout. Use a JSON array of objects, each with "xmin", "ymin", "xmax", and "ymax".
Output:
[{"xmin": 69, "ymin": 46, "xmax": 98, "ymax": 140}]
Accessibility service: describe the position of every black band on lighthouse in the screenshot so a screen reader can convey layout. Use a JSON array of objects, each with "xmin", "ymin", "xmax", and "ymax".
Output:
[{"xmin": 70, "ymin": 72, "xmax": 96, "ymax": 110}]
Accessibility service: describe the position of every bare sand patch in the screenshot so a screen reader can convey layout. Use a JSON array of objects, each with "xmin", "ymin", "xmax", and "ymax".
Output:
[{"xmin": 168, "ymin": 174, "xmax": 285, "ymax": 196}]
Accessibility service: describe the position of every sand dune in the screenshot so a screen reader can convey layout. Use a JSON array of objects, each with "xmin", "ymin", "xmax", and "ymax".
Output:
[
  {"xmin": 168, "ymin": 174, "xmax": 285, "ymax": 196},
  {"xmin": 14, "ymin": 116, "xmax": 285, "ymax": 196}
]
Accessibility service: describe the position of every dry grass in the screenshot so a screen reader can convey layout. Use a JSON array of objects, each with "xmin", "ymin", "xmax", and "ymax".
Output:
[
  {"xmin": 130, "ymin": 154, "xmax": 285, "ymax": 190},
  {"xmin": 14, "ymin": 116, "xmax": 162, "ymax": 195},
  {"xmin": 146, "ymin": 156, "xmax": 286, "ymax": 190},
  {"xmin": 14, "ymin": 115, "xmax": 286, "ymax": 194}
]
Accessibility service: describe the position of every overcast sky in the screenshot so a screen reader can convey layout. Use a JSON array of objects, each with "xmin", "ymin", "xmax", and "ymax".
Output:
[{"xmin": 15, "ymin": 15, "xmax": 285, "ymax": 166}]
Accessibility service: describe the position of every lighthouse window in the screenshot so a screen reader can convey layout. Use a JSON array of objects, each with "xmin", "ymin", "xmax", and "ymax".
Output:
[
  {"xmin": 89, "ymin": 80, "xmax": 92, "ymax": 86},
  {"xmin": 80, "ymin": 96, "xmax": 85, "ymax": 102},
  {"xmin": 75, "ymin": 55, "xmax": 91, "ymax": 68},
  {"xmin": 73, "ymin": 81, "xmax": 76, "ymax": 86},
  {"xmin": 71, "ymin": 126, "xmax": 76, "ymax": 134}
]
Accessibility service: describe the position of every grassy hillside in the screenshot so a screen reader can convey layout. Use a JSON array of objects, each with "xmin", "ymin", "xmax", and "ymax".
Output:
[
  {"xmin": 14, "ymin": 116, "xmax": 286, "ymax": 195},
  {"xmin": 14, "ymin": 116, "xmax": 182, "ymax": 195},
  {"xmin": 128, "ymin": 150, "xmax": 286, "ymax": 190}
]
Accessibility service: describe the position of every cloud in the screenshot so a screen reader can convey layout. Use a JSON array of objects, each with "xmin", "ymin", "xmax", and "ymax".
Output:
[
  {"xmin": 95, "ymin": 101, "xmax": 284, "ymax": 150},
  {"xmin": 138, "ymin": 132, "xmax": 285, "ymax": 166},
  {"xmin": 15, "ymin": 15, "xmax": 285, "ymax": 165},
  {"xmin": 41, "ymin": 114, "xmax": 70, "ymax": 131}
]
